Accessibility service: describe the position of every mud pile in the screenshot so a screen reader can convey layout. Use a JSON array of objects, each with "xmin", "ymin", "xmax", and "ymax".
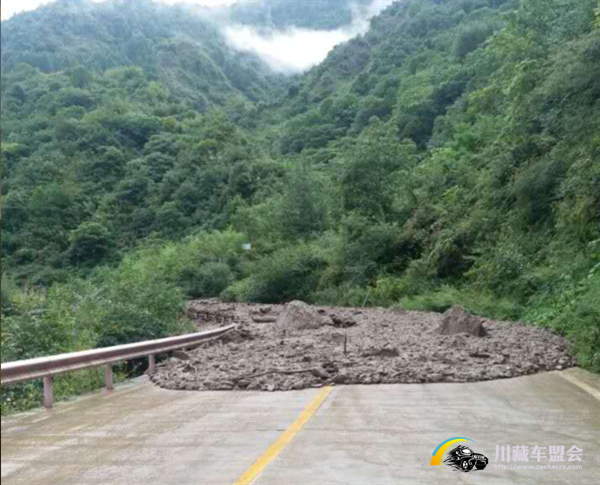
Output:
[{"xmin": 151, "ymin": 300, "xmax": 576, "ymax": 392}]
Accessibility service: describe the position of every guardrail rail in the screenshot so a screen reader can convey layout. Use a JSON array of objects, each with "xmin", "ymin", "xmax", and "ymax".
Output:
[{"xmin": 0, "ymin": 325, "xmax": 236, "ymax": 409}]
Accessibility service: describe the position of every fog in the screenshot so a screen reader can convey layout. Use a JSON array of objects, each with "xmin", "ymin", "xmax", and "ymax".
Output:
[{"xmin": 224, "ymin": 0, "xmax": 397, "ymax": 73}]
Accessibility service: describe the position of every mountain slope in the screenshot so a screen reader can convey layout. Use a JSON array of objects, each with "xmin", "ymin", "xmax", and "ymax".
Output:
[
  {"xmin": 231, "ymin": 0, "xmax": 372, "ymax": 31},
  {"xmin": 0, "ymin": 0, "xmax": 287, "ymax": 109}
]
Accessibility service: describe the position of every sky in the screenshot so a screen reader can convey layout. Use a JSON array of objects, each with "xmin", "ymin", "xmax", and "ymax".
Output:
[
  {"xmin": 1, "ymin": 0, "xmax": 396, "ymax": 73},
  {"xmin": 0, "ymin": 0, "xmax": 238, "ymax": 20}
]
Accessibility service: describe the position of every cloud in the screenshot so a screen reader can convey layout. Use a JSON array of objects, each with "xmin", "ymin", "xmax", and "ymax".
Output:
[
  {"xmin": 223, "ymin": 0, "xmax": 396, "ymax": 73},
  {"xmin": 224, "ymin": 25, "xmax": 353, "ymax": 73}
]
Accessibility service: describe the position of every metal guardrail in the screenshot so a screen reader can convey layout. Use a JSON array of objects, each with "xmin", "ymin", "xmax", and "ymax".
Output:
[{"xmin": 0, "ymin": 325, "xmax": 236, "ymax": 409}]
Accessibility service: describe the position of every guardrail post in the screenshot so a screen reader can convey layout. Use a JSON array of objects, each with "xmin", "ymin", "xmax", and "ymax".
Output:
[
  {"xmin": 148, "ymin": 354, "xmax": 156, "ymax": 374},
  {"xmin": 105, "ymin": 364, "xmax": 114, "ymax": 391},
  {"xmin": 44, "ymin": 376, "xmax": 53, "ymax": 410}
]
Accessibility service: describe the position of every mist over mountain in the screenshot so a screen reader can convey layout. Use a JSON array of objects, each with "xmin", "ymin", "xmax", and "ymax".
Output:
[
  {"xmin": 224, "ymin": 0, "xmax": 396, "ymax": 72},
  {"xmin": 1, "ymin": 0, "xmax": 397, "ymax": 76}
]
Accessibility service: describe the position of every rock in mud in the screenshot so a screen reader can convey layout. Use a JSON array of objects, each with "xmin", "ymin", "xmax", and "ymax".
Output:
[
  {"xmin": 363, "ymin": 347, "xmax": 400, "ymax": 359},
  {"xmin": 437, "ymin": 306, "xmax": 487, "ymax": 338},
  {"xmin": 277, "ymin": 300, "xmax": 331, "ymax": 332},
  {"xmin": 330, "ymin": 315, "xmax": 358, "ymax": 328}
]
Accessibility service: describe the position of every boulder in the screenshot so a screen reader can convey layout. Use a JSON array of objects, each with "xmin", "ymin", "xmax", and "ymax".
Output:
[
  {"xmin": 330, "ymin": 315, "xmax": 358, "ymax": 328},
  {"xmin": 363, "ymin": 347, "xmax": 400, "ymax": 359},
  {"xmin": 437, "ymin": 306, "xmax": 487, "ymax": 338},
  {"xmin": 277, "ymin": 301, "xmax": 331, "ymax": 332}
]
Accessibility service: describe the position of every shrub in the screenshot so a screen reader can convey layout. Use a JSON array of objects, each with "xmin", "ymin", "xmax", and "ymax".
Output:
[
  {"xmin": 557, "ymin": 288, "xmax": 600, "ymax": 372},
  {"xmin": 86, "ymin": 262, "xmax": 192, "ymax": 348},
  {"xmin": 399, "ymin": 286, "xmax": 525, "ymax": 320},
  {"xmin": 399, "ymin": 287, "xmax": 458, "ymax": 313},
  {"xmin": 220, "ymin": 278, "xmax": 254, "ymax": 303},
  {"xmin": 181, "ymin": 262, "xmax": 234, "ymax": 298},
  {"xmin": 341, "ymin": 215, "xmax": 406, "ymax": 285},
  {"xmin": 124, "ymin": 230, "xmax": 246, "ymax": 299},
  {"xmin": 311, "ymin": 283, "xmax": 370, "ymax": 307},
  {"xmin": 1, "ymin": 274, "xmax": 17, "ymax": 316},
  {"xmin": 1, "ymin": 286, "xmax": 94, "ymax": 362},
  {"xmin": 67, "ymin": 222, "xmax": 115, "ymax": 266},
  {"xmin": 527, "ymin": 268, "xmax": 600, "ymax": 373},
  {"xmin": 246, "ymin": 244, "xmax": 328, "ymax": 303}
]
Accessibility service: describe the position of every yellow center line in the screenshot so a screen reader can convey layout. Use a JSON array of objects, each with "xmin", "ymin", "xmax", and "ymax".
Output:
[
  {"xmin": 556, "ymin": 372, "xmax": 600, "ymax": 401},
  {"xmin": 233, "ymin": 386, "xmax": 333, "ymax": 485}
]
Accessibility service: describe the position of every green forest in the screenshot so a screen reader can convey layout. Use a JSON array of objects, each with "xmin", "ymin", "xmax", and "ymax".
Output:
[{"xmin": 1, "ymin": 0, "xmax": 599, "ymax": 412}]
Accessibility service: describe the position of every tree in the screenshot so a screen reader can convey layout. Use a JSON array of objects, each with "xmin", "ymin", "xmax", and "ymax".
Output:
[
  {"xmin": 454, "ymin": 22, "xmax": 497, "ymax": 59},
  {"xmin": 279, "ymin": 164, "xmax": 327, "ymax": 240},
  {"xmin": 341, "ymin": 120, "xmax": 417, "ymax": 221},
  {"xmin": 68, "ymin": 222, "xmax": 114, "ymax": 266}
]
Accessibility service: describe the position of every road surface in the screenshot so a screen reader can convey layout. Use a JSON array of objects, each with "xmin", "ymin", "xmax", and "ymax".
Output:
[{"xmin": 2, "ymin": 369, "xmax": 599, "ymax": 484}]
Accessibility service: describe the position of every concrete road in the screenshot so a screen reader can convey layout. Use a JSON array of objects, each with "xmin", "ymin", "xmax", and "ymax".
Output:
[{"xmin": 2, "ymin": 369, "xmax": 599, "ymax": 484}]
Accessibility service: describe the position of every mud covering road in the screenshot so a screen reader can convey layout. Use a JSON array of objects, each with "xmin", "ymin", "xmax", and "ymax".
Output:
[{"xmin": 150, "ymin": 299, "xmax": 576, "ymax": 392}]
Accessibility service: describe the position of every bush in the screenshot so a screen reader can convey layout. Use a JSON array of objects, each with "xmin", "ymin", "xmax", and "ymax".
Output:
[
  {"xmin": 86, "ymin": 261, "xmax": 193, "ymax": 348},
  {"xmin": 556, "ymin": 288, "xmax": 600, "ymax": 372},
  {"xmin": 1, "ymin": 286, "xmax": 94, "ymax": 362},
  {"xmin": 399, "ymin": 287, "xmax": 458, "ymax": 313},
  {"xmin": 124, "ymin": 230, "xmax": 246, "ymax": 299},
  {"xmin": 341, "ymin": 215, "xmax": 406, "ymax": 285},
  {"xmin": 246, "ymin": 244, "xmax": 328, "ymax": 303},
  {"xmin": 399, "ymin": 286, "xmax": 525, "ymax": 321},
  {"xmin": 312, "ymin": 283, "xmax": 370, "ymax": 307},
  {"xmin": 527, "ymin": 267, "xmax": 600, "ymax": 373},
  {"xmin": 1, "ymin": 274, "xmax": 17, "ymax": 316},
  {"xmin": 181, "ymin": 262, "xmax": 234, "ymax": 298},
  {"xmin": 466, "ymin": 234, "xmax": 535, "ymax": 300},
  {"xmin": 67, "ymin": 222, "xmax": 115, "ymax": 266},
  {"xmin": 220, "ymin": 278, "xmax": 254, "ymax": 303}
]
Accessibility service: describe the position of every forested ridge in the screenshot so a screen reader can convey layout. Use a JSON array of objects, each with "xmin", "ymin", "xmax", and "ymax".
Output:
[
  {"xmin": 230, "ymin": 0, "xmax": 366, "ymax": 30},
  {"xmin": 1, "ymin": 0, "xmax": 599, "ymax": 412},
  {"xmin": 0, "ymin": 0, "xmax": 289, "ymax": 109}
]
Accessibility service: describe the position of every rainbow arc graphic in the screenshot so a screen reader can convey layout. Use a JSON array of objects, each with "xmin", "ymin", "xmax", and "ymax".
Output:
[{"xmin": 430, "ymin": 437, "xmax": 476, "ymax": 472}]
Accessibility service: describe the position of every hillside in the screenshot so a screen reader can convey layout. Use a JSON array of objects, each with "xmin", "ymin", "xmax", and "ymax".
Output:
[
  {"xmin": 0, "ymin": 0, "xmax": 288, "ymax": 109},
  {"xmin": 1, "ymin": 0, "xmax": 599, "ymax": 413},
  {"xmin": 231, "ymin": 0, "xmax": 374, "ymax": 31}
]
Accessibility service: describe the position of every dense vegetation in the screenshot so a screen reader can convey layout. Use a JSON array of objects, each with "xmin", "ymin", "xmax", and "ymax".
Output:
[
  {"xmin": 230, "ymin": 0, "xmax": 364, "ymax": 31},
  {"xmin": 0, "ymin": 0, "xmax": 288, "ymax": 109},
  {"xmin": 1, "ymin": 0, "xmax": 599, "ymax": 412}
]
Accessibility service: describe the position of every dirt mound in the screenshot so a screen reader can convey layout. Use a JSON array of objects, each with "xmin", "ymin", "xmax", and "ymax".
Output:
[
  {"xmin": 150, "ymin": 300, "xmax": 576, "ymax": 392},
  {"xmin": 277, "ymin": 301, "xmax": 331, "ymax": 332},
  {"xmin": 437, "ymin": 306, "xmax": 487, "ymax": 337}
]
